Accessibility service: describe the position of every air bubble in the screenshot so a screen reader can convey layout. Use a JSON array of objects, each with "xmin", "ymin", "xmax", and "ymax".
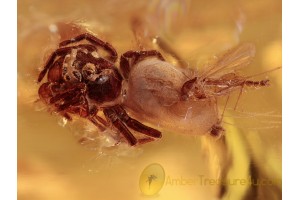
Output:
[{"xmin": 48, "ymin": 24, "xmax": 58, "ymax": 33}]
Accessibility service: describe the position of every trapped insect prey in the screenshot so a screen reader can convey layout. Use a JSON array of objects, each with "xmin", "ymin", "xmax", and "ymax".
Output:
[{"xmin": 37, "ymin": 32, "xmax": 270, "ymax": 146}]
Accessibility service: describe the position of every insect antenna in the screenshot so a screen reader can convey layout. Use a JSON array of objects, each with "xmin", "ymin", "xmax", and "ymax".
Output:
[
  {"xmin": 234, "ymin": 66, "xmax": 281, "ymax": 109},
  {"xmin": 244, "ymin": 66, "xmax": 281, "ymax": 79}
]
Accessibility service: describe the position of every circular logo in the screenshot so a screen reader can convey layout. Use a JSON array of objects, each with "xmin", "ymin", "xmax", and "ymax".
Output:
[{"xmin": 139, "ymin": 163, "xmax": 165, "ymax": 196}]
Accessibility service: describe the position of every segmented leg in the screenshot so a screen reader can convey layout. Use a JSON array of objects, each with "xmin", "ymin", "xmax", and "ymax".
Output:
[
  {"xmin": 59, "ymin": 33, "xmax": 118, "ymax": 63},
  {"xmin": 103, "ymin": 108, "xmax": 137, "ymax": 146},
  {"xmin": 66, "ymin": 98, "xmax": 108, "ymax": 131},
  {"xmin": 120, "ymin": 50, "xmax": 165, "ymax": 79},
  {"xmin": 130, "ymin": 17, "xmax": 186, "ymax": 67},
  {"xmin": 103, "ymin": 105, "xmax": 162, "ymax": 146},
  {"xmin": 46, "ymin": 57, "xmax": 64, "ymax": 83},
  {"xmin": 89, "ymin": 117, "xmax": 106, "ymax": 131},
  {"xmin": 38, "ymin": 44, "xmax": 103, "ymax": 83},
  {"xmin": 88, "ymin": 106, "xmax": 108, "ymax": 127},
  {"xmin": 38, "ymin": 46, "xmax": 73, "ymax": 82},
  {"xmin": 75, "ymin": 49, "xmax": 115, "ymax": 68},
  {"xmin": 112, "ymin": 105, "xmax": 161, "ymax": 138}
]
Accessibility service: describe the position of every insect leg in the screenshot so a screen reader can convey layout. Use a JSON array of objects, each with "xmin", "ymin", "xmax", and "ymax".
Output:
[
  {"xmin": 103, "ymin": 108, "xmax": 137, "ymax": 146},
  {"xmin": 120, "ymin": 50, "xmax": 165, "ymax": 79},
  {"xmin": 59, "ymin": 33, "xmax": 118, "ymax": 63}
]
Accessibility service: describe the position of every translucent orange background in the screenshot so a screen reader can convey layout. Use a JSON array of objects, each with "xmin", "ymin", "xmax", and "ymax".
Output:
[{"xmin": 18, "ymin": 0, "xmax": 281, "ymax": 199}]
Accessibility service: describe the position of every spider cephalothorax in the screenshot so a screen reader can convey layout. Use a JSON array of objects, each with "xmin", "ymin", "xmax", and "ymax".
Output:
[{"xmin": 38, "ymin": 33, "xmax": 162, "ymax": 146}]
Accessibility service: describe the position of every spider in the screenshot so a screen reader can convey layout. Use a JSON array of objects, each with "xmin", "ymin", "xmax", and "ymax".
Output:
[
  {"xmin": 38, "ymin": 33, "xmax": 271, "ymax": 146},
  {"xmin": 38, "ymin": 33, "xmax": 163, "ymax": 146}
]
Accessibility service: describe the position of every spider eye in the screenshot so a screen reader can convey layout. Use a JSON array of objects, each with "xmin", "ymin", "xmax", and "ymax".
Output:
[
  {"xmin": 83, "ymin": 69, "xmax": 94, "ymax": 78},
  {"xmin": 82, "ymin": 63, "xmax": 97, "ymax": 80},
  {"xmin": 64, "ymin": 74, "xmax": 71, "ymax": 81}
]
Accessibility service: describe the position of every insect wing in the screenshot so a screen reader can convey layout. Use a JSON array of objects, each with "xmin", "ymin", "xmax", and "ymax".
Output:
[{"xmin": 201, "ymin": 43, "xmax": 256, "ymax": 78}]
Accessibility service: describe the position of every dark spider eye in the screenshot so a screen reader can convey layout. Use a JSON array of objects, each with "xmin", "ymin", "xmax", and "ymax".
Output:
[
  {"xmin": 84, "ymin": 70, "xmax": 93, "ymax": 77},
  {"xmin": 82, "ymin": 63, "xmax": 97, "ymax": 80}
]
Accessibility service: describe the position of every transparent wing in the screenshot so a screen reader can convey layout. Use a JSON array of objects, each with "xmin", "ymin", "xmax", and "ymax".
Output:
[{"xmin": 200, "ymin": 43, "xmax": 256, "ymax": 78}]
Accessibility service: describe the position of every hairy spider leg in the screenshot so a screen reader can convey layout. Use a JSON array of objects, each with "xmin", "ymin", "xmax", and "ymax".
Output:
[
  {"xmin": 39, "ymin": 81, "xmax": 86, "ymax": 116},
  {"xmin": 111, "ymin": 105, "xmax": 162, "ymax": 138},
  {"xmin": 87, "ymin": 106, "xmax": 108, "ymax": 130},
  {"xmin": 38, "ymin": 82, "xmax": 82, "ymax": 104},
  {"xmin": 130, "ymin": 17, "xmax": 187, "ymax": 68},
  {"xmin": 46, "ymin": 83, "xmax": 108, "ymax": 131},
  {"xmin": 120, "ymin": 50, "xmax": 165, "ymax": 79},
  {"xmin": 75, "ymin": 48, "xmax": 115, "ymax": 69},
  {"xmin": 38, "ymin": 46, "xmax": 74, "ymax": 82},
  {"xmin": 38, "ymin": 43, "xmax": 114, "ymax": 83},
  {"xmin": 59, "ymin": 33, "xmax": 118, "ymax": 63},
  {"xmin": 103, "ymin": 105, "xmax": 162, "ymax": 146},
  {"xmin": 89, "ymin": 118, "xmax": 106, "ymax": 131},
  {"xmin": 103, "ymin": 108, "xmax": 137, "ymax": 146},
  {"xmin": 62, "ymin": 96, "xmax": 108, "ymax": 132}
]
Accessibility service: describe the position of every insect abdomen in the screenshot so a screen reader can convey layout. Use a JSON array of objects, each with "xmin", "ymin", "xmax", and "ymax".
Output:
[{"xmin": 245, "ymin": 79, "xmax": 270, "ymax": 87}]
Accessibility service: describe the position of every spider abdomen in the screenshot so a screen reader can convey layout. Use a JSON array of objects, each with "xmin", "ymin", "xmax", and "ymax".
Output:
[{"xmin": 124, "ymin": 58, "xmax": 219, "ymax": 135}]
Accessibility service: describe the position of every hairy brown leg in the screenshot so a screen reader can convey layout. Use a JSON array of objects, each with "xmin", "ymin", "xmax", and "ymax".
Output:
[
  {"xmin": 67, "ymin": 98, "xmax": 108, "ymax": 132},
  {"xmin": 49, "ymin": 86, "xmax": 85, "ymax": 104},
  {"xmin": 55, "ymin": 93, "xmax": 83, "ymax": 112},
  {"xmin": 46, "ymin": 57, "xmax": 64, "ymax": 83},
  {"xmin": 39, "ymin": 82, "xmax": 82, "ymax": 105},
  {"xmin": 112, "ymin": 105, "xmax": 162, "ymax": 138},
  {"xmin": 120, "ymin": 50, "xmax": 165, "ymax": 79},
  {"xmin": 59, "ymin": 33, "xmax": 118, "ymax": 63},
  {"xmin": 38, "ymin": 46, "xmax": 77, "ymax": 82},
  {"xmin": 76, "ymin": 44, "xmax": 98, "ymax": 52},
  {"xmin": 58, "ymin": 93, "xmax": 108, "ymax": 131},
  {"xmin": 89, "ymin": 118, "xmax": 106, "ymax": 131},
  {"xmin": 103, "ymin": 108, "xmax": 137, "ymax": 146},
  {"xmin": 38, "ymin": 44, "xmax": 103, "ymax": 83},
  {"xmin": 88, "ymin": 106, "xmax": 108, "ymax": 127},
  {"xmin": 75, "ymin": 49, "xmax": 115, "ymax": 69}
]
